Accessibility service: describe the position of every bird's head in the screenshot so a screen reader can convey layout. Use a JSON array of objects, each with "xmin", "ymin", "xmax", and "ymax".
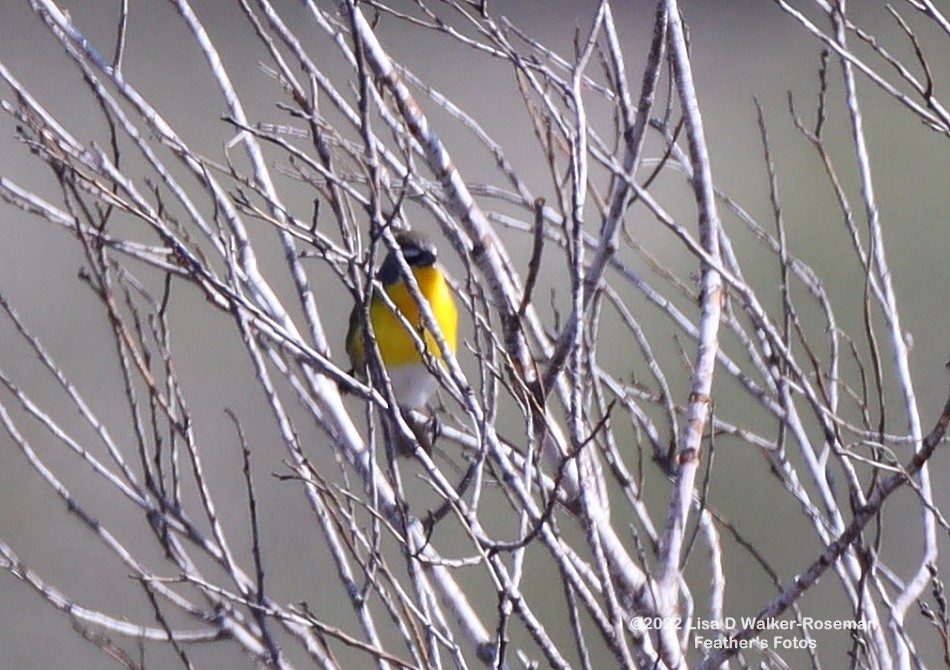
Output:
[{"xmin": 377, "ymin": 230, "xmax": 438, "ymax": 284}]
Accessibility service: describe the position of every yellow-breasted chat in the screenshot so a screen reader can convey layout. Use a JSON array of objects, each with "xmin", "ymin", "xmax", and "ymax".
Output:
[{"xmin": 346, "ymin": 230, "xmax": 458, "ymax": 413}]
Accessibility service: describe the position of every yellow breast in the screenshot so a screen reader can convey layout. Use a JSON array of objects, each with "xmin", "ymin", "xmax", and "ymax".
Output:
[{"xmin": 367, "ymin": 265, "xmax": 458, "ymax": 368}]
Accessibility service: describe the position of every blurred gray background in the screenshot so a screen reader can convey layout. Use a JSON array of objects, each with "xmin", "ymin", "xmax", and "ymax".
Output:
[{"xmin": 1, "ymin": 1, "xmax": 947, "ymax": 668}]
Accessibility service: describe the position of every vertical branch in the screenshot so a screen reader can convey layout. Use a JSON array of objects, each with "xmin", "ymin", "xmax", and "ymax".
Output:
[
  {"xmin": 828, "ymin": 1, "xmax": 932, "ymax": 628},
  {"xmin": 655, "ymin": 2, "xmax": 724, "ymax": 667},
  {"xmin": 541, "ymin": 0, "xmax": 667, "ymax": 392}
]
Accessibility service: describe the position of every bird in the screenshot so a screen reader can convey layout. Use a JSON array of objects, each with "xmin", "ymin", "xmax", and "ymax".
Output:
[{"xmin": 346, "ymin": 230, "xmax": 458, "ymax": 417}]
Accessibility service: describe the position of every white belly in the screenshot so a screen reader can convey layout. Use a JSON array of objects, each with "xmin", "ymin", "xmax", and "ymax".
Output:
[{"xmin": 387, "ymin": 363, "xmax": 439, "ymax": 410}]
